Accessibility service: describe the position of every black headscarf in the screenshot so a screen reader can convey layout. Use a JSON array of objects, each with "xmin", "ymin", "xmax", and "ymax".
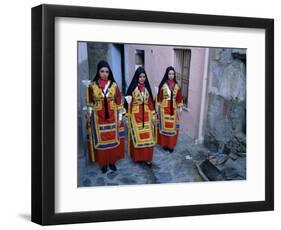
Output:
[
  {"xmin": 92, "ymin": 60, "xmax": 116, "ymax": 83},
  {"xmin": 158, "ymin": 66, "xmax": 178, "ymax": 116},
  {"xmin": 125, "ymin": 67, "xmax": 154, "ymax": 127},
  {"xmin": 92, "ymin": 60, "xmax": 116, "ymax": 120}
]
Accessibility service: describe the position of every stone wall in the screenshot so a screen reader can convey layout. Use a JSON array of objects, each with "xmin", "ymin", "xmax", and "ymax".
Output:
[
  {"xmin": 77, "ymin": 42, "xmax": 90, "ymax": 158},
  {"xmin": 204, "ymin": 48, "xmax": 246, "ymax": 155},
  {"xmin": 87, "ymin": 42, "xmax": 109, "ymax": 80}
]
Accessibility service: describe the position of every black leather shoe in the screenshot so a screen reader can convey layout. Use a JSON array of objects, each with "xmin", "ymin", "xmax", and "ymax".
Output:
[
  {"xmin": 145, "ymin": 161, "xmax": 152, "ymax": 168},
  {"xmin": 109, "ymin": 164, "xmax": 117, "ymax": 171},
  {"xmin": 101, "ymin": 165, "xmax": 108, "ymax": 173},
  {"xmin": 168, "ymin": 148, "xmax": 174, "ymax": 153},
  {"xmin": 163, "ymin": 146, "xmax": 169, "ymax": 151}
]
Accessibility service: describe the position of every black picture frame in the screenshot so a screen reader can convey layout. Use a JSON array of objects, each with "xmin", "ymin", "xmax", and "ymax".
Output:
[{"xmin": 31, "ymin": 4, "xmax": 274, "ymax": 225}]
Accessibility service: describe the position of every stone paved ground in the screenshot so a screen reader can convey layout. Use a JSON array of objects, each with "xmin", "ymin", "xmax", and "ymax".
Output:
[{"xmin": 78, "ymin": 131, "xmax": 213, "ymax": 187}]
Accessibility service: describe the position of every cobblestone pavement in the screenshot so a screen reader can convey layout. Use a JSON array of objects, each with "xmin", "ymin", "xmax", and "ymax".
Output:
[{"xmin": 78, "ymin": 131, "xmax": 210, "ymax": 187}]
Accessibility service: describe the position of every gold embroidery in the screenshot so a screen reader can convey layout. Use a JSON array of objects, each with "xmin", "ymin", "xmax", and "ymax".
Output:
[
  {"xmin": 88, "ymin": 81, "xmax": 123, "ymax": 149},
  {"xmin": 158, "ymin": 83, "xmax": 181, "ymax": 136},
  {"xmin": 130, "ymin": 87, "xmax": 155, "ymax": 148}
]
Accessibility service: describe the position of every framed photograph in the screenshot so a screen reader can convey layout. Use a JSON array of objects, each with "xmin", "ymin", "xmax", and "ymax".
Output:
[{"xmin": 31, "ymin": 4, "xmax": 274, "ymax": 225}]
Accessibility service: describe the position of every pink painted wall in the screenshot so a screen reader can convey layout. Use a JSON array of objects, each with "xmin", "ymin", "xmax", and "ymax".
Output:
[
  {"xmin": 180, "ymin": 48, "xmax": 207, "ymax": 140},
  {"xmin": 125, "ymin": 44, "xmax": 208, "ymax": 140},
  {"xmin": 125, "ymin": 44, "xmax": 174, "ymax": 96}
]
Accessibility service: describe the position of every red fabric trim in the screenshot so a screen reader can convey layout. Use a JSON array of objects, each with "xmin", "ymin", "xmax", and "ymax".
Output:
[
  {"xmin": 94, "ymin": 137, "xmax": 125, "ymax": 167},
  {"xmin": 176, "ymin": 86, "xmax": 183, "ymax": 103},
  {"xmin": 168, "ymin": 79, "xmax": 175, "ymax": 89},
  {"xmin": 98, "ymin": 79, "xmax": 109, "ymax": 89},
  {"xmin": 138, "ymin": 83, "xmax": 145, "ymax": 92},
  {"xmin": 148, "ymin": 95, "xmax": 155, "ymax": 111},
  {"xmin": 130, "ymin": 141, "xmax": 153, "ymax": 162},
  {"xmin": 157, "ymin": 130, "xmax": 179, "ymax": 149},
  {"xmin": 157, "ymin": 88, "xmax": 163, "ymax": 103},
  {"xmin": 115, "ymin": 85, "xmax": 122, "ymax": 105}
]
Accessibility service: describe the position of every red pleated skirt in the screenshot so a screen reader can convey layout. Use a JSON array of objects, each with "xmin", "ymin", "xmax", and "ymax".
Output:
[
  {"xmin": 92, "ymin": 138, "xmax": 125, "ymax": 167},
  {"xmin": 157, "ymin": 130, "xmax": 179, "ymax": 149},
  {"xmin": 130, "ymin": 141, "xmax": 153, "ymax": 162}
]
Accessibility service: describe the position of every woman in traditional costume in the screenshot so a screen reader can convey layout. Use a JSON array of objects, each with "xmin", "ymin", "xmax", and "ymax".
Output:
[
  {"xmin": 157, "ymin": 66, "xmax": 183, "ymax": 153},
  {"xmin": 86, "ymin": 60, "xmax": 125, "ymax": 173},
  {"xmin": 125, "ymin": 67, "xmax": 156, "ymax": 167}
]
